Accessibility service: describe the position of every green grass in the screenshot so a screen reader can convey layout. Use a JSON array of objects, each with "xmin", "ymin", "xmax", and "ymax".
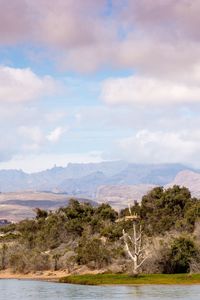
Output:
[{"xmin": 59, "ymin": 273, "xmax": 200, "ymax": 285}]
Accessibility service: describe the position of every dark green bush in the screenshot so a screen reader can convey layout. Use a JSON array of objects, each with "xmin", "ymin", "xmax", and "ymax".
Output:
[{"xmin": 164, "ymin": 237, "xmax": 198, "ymax": 273}]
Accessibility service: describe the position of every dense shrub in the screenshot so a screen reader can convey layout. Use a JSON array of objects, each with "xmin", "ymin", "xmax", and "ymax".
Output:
[
  {"xmin": 76, "ymin": 237, "xmax": 111, "ymax": 268},
  {"xmin": 163, "ymin": 237, "xmax": 199, "ymax": 273}
]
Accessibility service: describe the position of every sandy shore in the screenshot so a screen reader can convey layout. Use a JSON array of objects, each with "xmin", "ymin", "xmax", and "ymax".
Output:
[
  {"xmin": 0, "ymin": 269, "xmax": 68, "ymax": 282},
  {"xmin": 0, "ymin": 267, "xmax": 104, "ymax": 282}
]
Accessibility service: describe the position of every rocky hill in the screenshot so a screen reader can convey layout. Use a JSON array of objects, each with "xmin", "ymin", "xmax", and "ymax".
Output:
[
  {"xmin": 96, "ymin": 184, "xmax": 156, "ymax": 210},
  {"xmin": 166, "ymin": 170, "xmax": 200, "ymax": 198}
]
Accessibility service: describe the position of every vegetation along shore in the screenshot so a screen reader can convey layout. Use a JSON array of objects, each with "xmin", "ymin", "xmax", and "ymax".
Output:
[
  {"xmin": 59, "ymin": 273, "xmax": 200, "ymax": 285},
  {"xmin": 1, "ymin": 185, "xmax": 200, "ymax": 285}
]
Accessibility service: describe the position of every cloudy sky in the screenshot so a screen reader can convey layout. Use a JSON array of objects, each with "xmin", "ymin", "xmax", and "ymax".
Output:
[{"xmin": 0, "ymin": 0, "xmax": 200, "ymax": 172}]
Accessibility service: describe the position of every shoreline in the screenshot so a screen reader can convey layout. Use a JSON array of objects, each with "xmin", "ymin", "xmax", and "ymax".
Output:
[
  {"xmin": 0, "ymin": 269, "xmax": 68, "ymax": 282},
  {"xmin": 2, "ymin": 272, "xmax": 200, "ymax": 285},
  {"xmin": 0, "ymin": 268, "xmax": 104, "ymax": 283}
]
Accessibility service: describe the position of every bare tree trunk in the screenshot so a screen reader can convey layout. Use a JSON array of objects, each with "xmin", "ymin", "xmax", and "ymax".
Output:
[{"xmin": 122, "ymin": 208, "xmax": 148, "ymax": 275}]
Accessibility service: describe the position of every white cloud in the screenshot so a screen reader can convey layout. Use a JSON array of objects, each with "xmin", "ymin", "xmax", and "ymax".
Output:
[
  {"xmin": 118, "ymin": 129, "xmax": 200, "ymax": 166},
  {"xmin": 0, "ymin": 66, "xmax": 57, "ymax": 102},
  {"xmin": 18, "ymin": 126, "xmax": 45, "ymax": 152},
  {"xmin": 120, "ymin": 0, "xmax": 200, "ymax": 42},
  {"xmin": 18, "ymin": 126, "xmax": 43, "ymax": 143},
  {"xmin": 101, "ymin": 74, "xmax": 200, "ymax": 106},
  {"xmin": 46, "ymin": 127, "xmax": 66, "ymax": 143},
  {"xmin": 1, "ymin": 0, "xmax": 200, "ymax": 76},
  {"xmin": 45, "ymin": 111, "xmax": 67, "ymax": 123}
]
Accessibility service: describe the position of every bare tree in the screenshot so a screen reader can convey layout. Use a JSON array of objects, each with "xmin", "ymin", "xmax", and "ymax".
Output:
[{"xmin": 122, "ymin": 206, "xmax": 148, "ymax": 275}]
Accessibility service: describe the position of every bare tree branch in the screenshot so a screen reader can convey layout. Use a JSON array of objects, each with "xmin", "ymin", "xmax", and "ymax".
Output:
[{"xmin": 122, "ymin": 210, "xmax": 149, "ymax": 275}]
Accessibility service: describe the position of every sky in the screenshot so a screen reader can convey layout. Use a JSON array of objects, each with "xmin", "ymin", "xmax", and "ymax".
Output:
[{"xmin": 0, "ymin": 0, "xmax": 200, "ymax": 172}]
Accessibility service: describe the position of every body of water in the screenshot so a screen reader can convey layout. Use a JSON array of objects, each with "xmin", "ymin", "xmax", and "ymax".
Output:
[{"xmin": 0, "ymin": 280, "xmax": 200, "ymax": 300}]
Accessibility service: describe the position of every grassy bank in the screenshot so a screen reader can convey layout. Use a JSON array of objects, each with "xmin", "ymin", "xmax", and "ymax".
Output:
[{"xmin": 59, "ymin": 273, "xmax": 200, "ymax": 285}]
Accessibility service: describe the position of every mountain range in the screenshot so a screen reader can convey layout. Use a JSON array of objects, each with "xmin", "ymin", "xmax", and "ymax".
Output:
[
  {"xmin": 0, "ymin": 161, "xmax": 192, "ymax": 193},
  {"xmin": 0, "ymin": 161, "xmax": 199, "ymax": 221}
]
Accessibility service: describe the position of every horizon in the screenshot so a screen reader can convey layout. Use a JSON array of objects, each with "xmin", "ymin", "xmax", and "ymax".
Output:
[
  {"xmin": 0, "ymin": 1, "xmax": 200, "ymax": 171},
  {"xmin": 0, "ymin": 159, "xmax": 195, "ymax": 174}
]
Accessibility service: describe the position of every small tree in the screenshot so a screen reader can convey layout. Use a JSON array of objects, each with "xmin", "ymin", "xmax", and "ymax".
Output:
[
  {"xmin": 34, "ymin": 208, "xmax": 48, "ymax": 220},
  {"xmin": 122, "ymin": 206, "xmax": 148, "ymax": 275},
  {"xmin": 1, "ymin": 243, "xmax": 8, "ymax": 270},
  {"xmin": 52, "ymin": 253, "xmax": 61, "ymax": 271}
]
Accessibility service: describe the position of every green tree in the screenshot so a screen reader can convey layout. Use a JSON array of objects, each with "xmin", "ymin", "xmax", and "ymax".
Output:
[
  {"xmin": 165, "ymin": 237, "xmax": 198, "ymax": 273},
  {"xmin": 34, "ymin": 208, "xmax": 48, "ymax": 220}
]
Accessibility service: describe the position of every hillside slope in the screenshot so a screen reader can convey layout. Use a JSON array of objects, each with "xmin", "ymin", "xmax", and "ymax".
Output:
[{"xmin": 166, "ymin": 170, "xmax": 200, "ymax": 198}]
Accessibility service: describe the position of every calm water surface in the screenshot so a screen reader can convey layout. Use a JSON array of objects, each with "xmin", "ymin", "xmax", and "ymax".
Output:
[{"xmin": 0, "ymin": 280, "xmax": 200, "ymax": 300}]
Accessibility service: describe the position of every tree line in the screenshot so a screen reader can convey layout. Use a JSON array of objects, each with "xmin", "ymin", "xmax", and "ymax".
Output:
[{"xmin": 0, "ymin": 185, "xmax": 200, "ymax": 274}]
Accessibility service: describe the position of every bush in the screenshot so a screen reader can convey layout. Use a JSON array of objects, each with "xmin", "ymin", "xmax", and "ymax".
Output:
[
  {"xmin": 164, "ymin": 237, "xmax": 198, "ymax": 273},
  {"xmin": 76, "ymin": 237, "xmax": 111, "ymax": 268}
]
